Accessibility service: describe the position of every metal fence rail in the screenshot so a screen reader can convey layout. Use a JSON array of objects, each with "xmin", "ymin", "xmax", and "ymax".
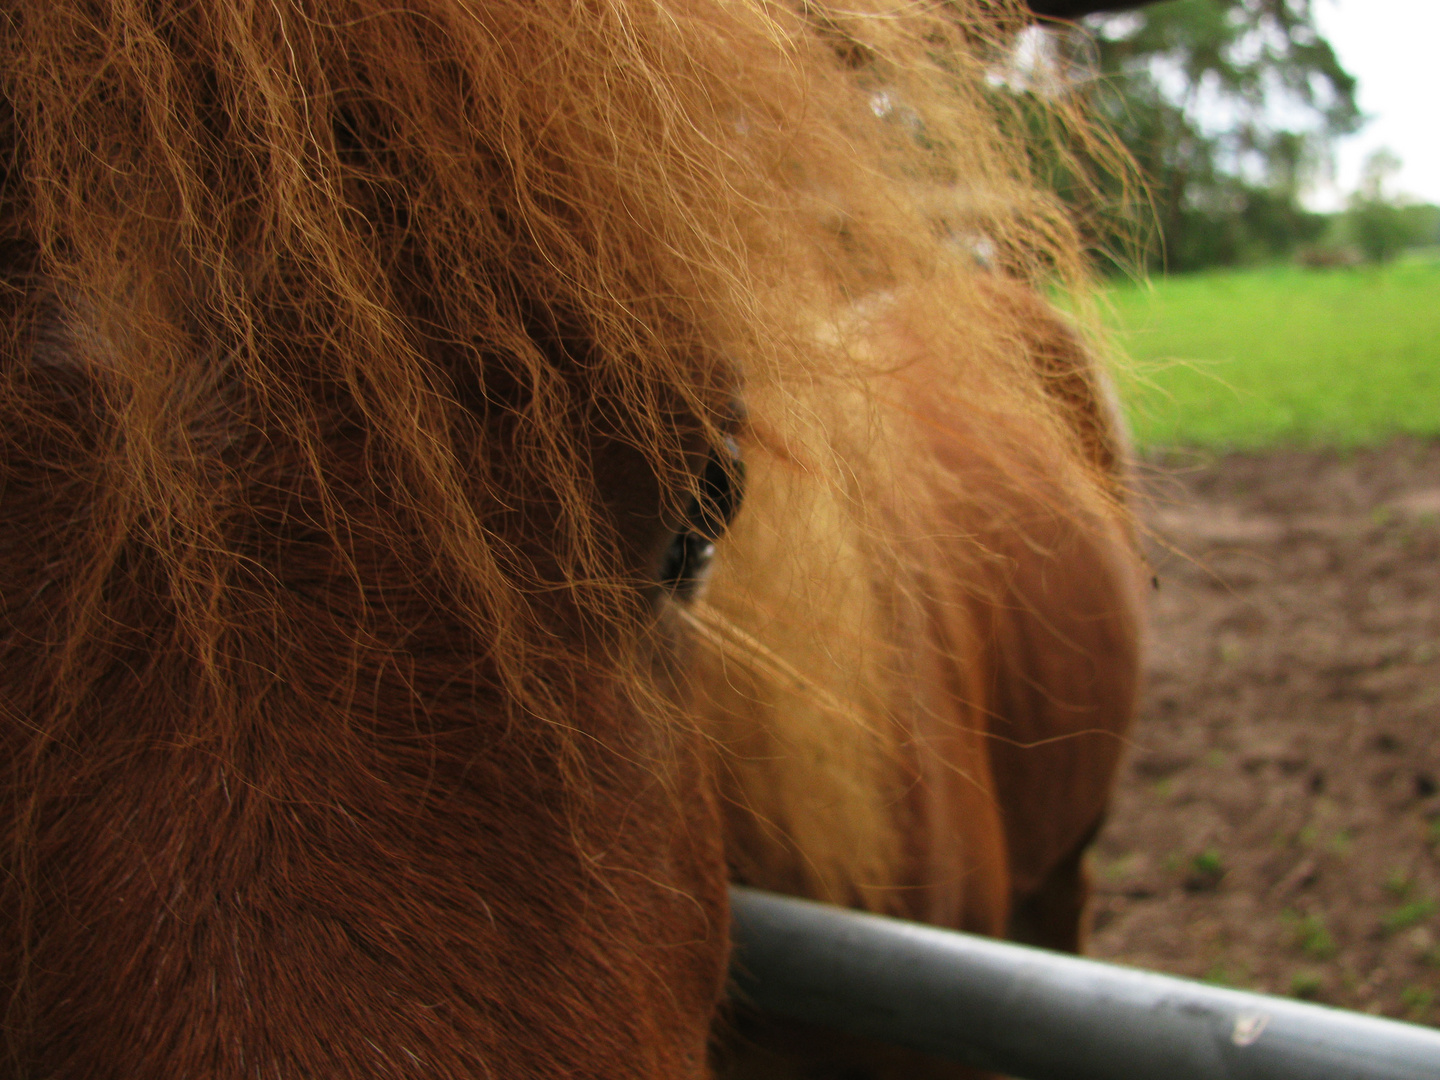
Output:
[{"xmin": 729, "ymin": 887, "xmax": 1440, "ymax": 1080}]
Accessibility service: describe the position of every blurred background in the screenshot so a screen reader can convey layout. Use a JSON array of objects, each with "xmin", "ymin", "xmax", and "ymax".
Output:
[{"xmin": 1031, "ymin": 0, "xmax": 1440, "ymax": 1026}]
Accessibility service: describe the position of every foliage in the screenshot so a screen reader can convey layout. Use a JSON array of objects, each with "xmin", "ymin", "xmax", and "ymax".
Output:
[
  {"xmin": 1065, "ymin": 0, "xmax": 1360, "ymax": 273},
  {"xmin": 1343, "ymin": 150, "xmax": 1438, "ymax": 264},
  {"xmin": 1108, "ymin": 259, "xmax": 1440, "ymax": 448},
  {"xmin": 1299, "ymin": 200, "xmax": 1438, "ymax": 269}
]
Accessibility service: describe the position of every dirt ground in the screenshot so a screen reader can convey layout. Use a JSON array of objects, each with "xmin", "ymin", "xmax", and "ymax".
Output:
[{"xmin": 1088, "ymin": 438, "xmax": 1440, "ymax": 1025}]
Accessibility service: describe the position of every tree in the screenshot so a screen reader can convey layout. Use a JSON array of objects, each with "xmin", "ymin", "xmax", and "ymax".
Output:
[
  {"xmin": 1344, "ymin": 148, "xmax": 1425, "ymax": 264},
  {"xmin": 1069, "ymin": 0, "xmax": 1361, "ymax": 272}
]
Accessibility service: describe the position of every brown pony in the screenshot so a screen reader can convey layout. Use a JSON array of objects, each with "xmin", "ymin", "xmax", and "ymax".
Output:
[{"xmin": 0, "ymin": 1, "xmax": 1140, "ymax": 1077}]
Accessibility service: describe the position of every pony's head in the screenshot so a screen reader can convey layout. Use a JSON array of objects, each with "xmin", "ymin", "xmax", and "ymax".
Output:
[{"xmin": 0, "ymin": 0, "xmax": 1112, "ymax": 1074}]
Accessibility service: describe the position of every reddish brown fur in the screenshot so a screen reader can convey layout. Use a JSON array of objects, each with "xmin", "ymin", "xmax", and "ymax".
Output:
[{"xmin": 0, "ymin": 1, "xmax": 1139, "ymax": 1076}]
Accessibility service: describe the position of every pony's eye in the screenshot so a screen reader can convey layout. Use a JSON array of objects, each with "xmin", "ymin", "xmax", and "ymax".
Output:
[{"xmin": 659, "ymin": 436, "xmax": 744, "ymax": 596}]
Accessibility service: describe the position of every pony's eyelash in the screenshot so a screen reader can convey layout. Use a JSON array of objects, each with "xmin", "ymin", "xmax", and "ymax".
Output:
[
  {"xmin": 658, "ymin": 531, "xmax": 717, "ymax": 596},
  {"xmin": 659, "ymin": 436, "xmax": 745, "ymax": 596},
  {"xmin": 691, "ymin": 435, "xmax": 745, "ymax": 540}
]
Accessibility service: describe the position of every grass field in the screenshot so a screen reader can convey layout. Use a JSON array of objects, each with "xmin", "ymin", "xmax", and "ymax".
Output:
[{"xmin": 1104, "ymin": 255, "xmax": 1440, "ymax": 451}]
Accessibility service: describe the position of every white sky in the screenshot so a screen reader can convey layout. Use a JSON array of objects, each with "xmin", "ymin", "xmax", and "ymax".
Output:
[{"xmin": 1306, "ymin": 0, "xmax": 1440, "ymax": 209}]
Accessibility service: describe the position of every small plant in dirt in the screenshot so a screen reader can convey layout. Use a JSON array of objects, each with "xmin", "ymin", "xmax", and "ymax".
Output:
[
  {"xmin": 1203, "ymin": 962, "xmax": 1246, "ymax": 988},
  {"xmin": 1401, "ymin": 985, "xmax": 1434, "ymax": 1021},
  {"xmin": 1289, "ymin": 969, "xmax": 1324, "ymax": 1000},
  {"xmin": 1185, "ymin": 848, "xmax": 1227, "ymax": 892},
  {"xmin": 1282, "ymin": 910, "xmax": 1338, "ymax": 960},
  {"xmin": 1425, "ymin": 817, "xmax": 1440, "ymax": 847},
  {"xmin": 1381, "ymin": 899, "xmax": 1438, "ymax": 935},
  {"xmin": 1406, "ymin": 927, "xmax": 1435, "ymax": 956},
  {"xmin": 1385, "ymin": 870, "xmax": 1416, "ymax": 898},
  {"xmin": 1328, "ymin": 829, "xmax": 1354, "ymax": 857},
  {"xmin": 1099, "ymin": 853, "xmax": 1139, "ymax": 883}
]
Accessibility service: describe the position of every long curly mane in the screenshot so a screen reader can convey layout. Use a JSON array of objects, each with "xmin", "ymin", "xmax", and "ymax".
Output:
[
  {"xmin": 0, "ymin": 0, "xmax": 1131, "ymax": 1074},
  {"xmin": 0, "ymin": 0, "xmax": 1103, "ymax": 713}
]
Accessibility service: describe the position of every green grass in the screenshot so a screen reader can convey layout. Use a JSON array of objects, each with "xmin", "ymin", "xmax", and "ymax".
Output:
[{"xmin": 1104, "ymin": 255, "xmax": 1440, "ymax": 451}]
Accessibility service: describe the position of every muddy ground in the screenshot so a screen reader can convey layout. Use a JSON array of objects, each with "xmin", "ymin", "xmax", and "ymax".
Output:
[{"xmin": 1088, "ymin": 438, "xmax": 1440, "ymax": 1024}]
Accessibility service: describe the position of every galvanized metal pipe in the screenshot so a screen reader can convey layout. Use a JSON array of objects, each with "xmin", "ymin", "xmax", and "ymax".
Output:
[{"xmin": 729, "ymin": 887, "xmax": 1440, "ymax": 1079}]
